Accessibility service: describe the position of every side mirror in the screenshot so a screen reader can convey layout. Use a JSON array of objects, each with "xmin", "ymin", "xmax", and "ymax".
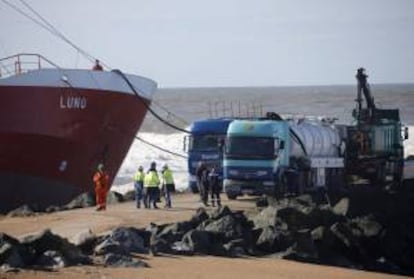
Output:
[
  {"xmin": 404, "ymin": 127, "xmax": 409, "ymax": 140},
  {"xmin": 280, "ymin": 140, "xmax": 285, "ymax": 150},
  {"xmin": 218, "ymin": 138, "xmax": 225, "ymax": 154}
]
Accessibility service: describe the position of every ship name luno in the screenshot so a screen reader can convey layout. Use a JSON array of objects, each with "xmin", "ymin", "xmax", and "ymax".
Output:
[{"xmin": 60, "ymin": 96, "xmax": 87, "ymax": 109}]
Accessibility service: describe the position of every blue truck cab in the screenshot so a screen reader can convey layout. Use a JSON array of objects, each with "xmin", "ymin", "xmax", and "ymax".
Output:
[
  {"xmin": 184, "ymin": 118, "xmax": 234, "ymax": 193},
  {"xmin": 223, "ymin": 120, "xmax": 290, "ymax": 199}
]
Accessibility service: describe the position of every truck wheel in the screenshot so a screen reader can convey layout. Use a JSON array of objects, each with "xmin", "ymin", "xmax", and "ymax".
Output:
[
  {"xmin": 227, "ymin": 193, "xmax": 237, "ymax": 200},
  {"xmin": 190, "ymin": 185, "xmax": 199, "ymax": 194}
]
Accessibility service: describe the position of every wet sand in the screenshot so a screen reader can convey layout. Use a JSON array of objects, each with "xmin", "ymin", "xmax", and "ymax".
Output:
[{"xmin": 0, "ymin": 193, "xmax": 407, "ymax": 279}]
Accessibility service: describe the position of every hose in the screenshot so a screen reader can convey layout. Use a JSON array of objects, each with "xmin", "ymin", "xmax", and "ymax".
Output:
[{"xmin": 112, "ymin": 69, "xmax": 191, "ymax": 134}]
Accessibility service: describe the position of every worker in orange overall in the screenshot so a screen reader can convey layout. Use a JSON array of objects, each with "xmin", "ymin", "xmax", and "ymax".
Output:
[{"xmin": 93, "ymin": 163, "xmax": 110, "ymax": 211}]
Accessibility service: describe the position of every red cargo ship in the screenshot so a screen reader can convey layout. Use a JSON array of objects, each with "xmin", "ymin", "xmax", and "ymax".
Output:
[{"xmin": 0, "ymin": 54, "xmax": 157, "ymax": 212}]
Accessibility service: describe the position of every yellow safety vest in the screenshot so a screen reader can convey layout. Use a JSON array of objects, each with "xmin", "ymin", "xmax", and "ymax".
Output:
[
  {"xmin": 144, "ymin": 171, "xmax": 160, "ymax": 188},
  {"xmin": 162, "ymin": 169, "xmax": 174, "ymax": 184},
  {"xmin": 134, "ymin": 170, "xmax": 145, "ymax": 182}
]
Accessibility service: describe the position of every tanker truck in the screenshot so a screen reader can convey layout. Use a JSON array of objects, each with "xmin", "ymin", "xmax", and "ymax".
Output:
[
  {"xmin": 223, "ymin": 117, "xmax": 345, "ymax": 199},
  {"xmin": 223, "ymin": 69, "xmax": 407, "ymax": 199}
]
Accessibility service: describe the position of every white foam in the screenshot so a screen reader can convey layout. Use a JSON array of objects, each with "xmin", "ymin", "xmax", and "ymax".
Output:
[
  {"xmin": 112, "ymin": 132, "xmax": 188, "ymax": 194},
  {"xmin": 113, "ymin": 126, "xmax": 414, "ymax": 194}
]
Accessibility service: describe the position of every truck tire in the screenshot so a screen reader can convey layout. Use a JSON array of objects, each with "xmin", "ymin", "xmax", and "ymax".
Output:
[
  {"xmin": 190, "ymin": 184, "xmax": 199, "ymax": 194},
  {"xmin": 227, "ymin": 193, "xmax": 237, "ymax": 200}
]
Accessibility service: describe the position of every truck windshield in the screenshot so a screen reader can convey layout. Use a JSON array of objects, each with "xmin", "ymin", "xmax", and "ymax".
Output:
[
  {"xmin": 225, "ymin": 137, "xmax": 275, "ymax": 159},
  {"xmin": 191, "ymin": 135, "xmax": 222, "ymax": 151}
]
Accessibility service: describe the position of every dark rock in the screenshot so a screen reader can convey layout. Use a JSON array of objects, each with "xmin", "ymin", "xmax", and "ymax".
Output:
[
  {"xmin": 203, "ymin": 215, "xmax": 245, "ymax": 240},
  {"xmin": 382, "ymin": 228, "xmax": 414, "ymax": 272},
  {"xmin": 295, "ymin": 194, "xmax": 317, "ymax": 207},
  {"xmin": 333, "ymin": 198, "xmax": 349, "ymax": 216},
  {"xmin": 110, "ymin": 227, "xmax": 147, "ymax": 253},
  {"xmin": 123, "ymin": 190, "xmax": 136, "ymax": 201},
  {"xmin": 0, "ymin": 233, "xmax": 20, "ymax": 251},
  {"xmin": 273, "ymin": 200, "xmax": 340, "ymax": 231},
  {"xmin": 255, "ymin": 197, "xmax": 268, "ymax": 208},
  {"xmin": 0, "ymin": 233, "xmax": 31, "ymax": 268},
  {"xmin": 349, "ymin": 215, "xmax": 383, "ymax": 238},
  {"xmin": 150, "ymin": 237, "xmax": 171, "ymax": 255},
  {"xmin": 256, "ymin": 226, "xmax": 281, "ymax": 253},
  {"xmin": 311, "ymin": 225, "xmax": 359, "ymax": 268},
  {"xmin": 190, "ymin": 207, "xmax": 209, "ymax": 227},
  {"xmin": 106, "ymin": 191, "xmax": 124, "ymax": 204},
  {"xmin": 134, "ymin": 229, "xmax": 152, "ymax": 248},
  {"xmin": 35, "ymin": 250, "xmax": 66, "ymax": 269},
  {"xmin": 95, "ymin": 227, "xmax": 147, "ymax": 255},
  {"xmin": 94, "ymin": 238, "xmax": 125, "ymax": 255},
  {"xmin": 155, "ymin": 221, "xmax": 194, "ymax": 244},
  {"xmin": 147, "ymin": 222, "xmax": 166, "ymax": 236},
  {"xmin": 0, "ymin": 243, "xmax": 25, "ymax": 269},
  {"xmin": 277, "ymin": 231, "xmax": 295, "ymax": 251},
  {"xmin": 276, "ymin": 206, "xmax": 310, "ymax": 231},
  {"xmin": 181, "ymin": 230, "xmax": 211, "ymax": 254},
  {"xmin": 308, "ymin": 205, "xmax": 342, "ymax": 229},
  {"xmin": 170, "ymin": 241, "xmax": 194, "ymax": 255},
  {"xmin": 64, "ymin": 192, "xmax": 95, "ymax": 210},
  {"xmin": 7, "ymin": 205, "xmax": 36, "ymax": 217},
  {"xmin": 343, "ymin": 188, "xmax": 388, "ymax": 218},
  {"xmin": 21, "ymin": 229, "xmax": 90, "ymax": 265},
  {"xmin": 103, "ymin": 253, "xmax": 148, "ymax": 268},
  {"xmin": 311, "ymin": 226, "xmax": 329, "ymax": 243},
  {"xmin": 71, "ymin": 230, "xmax": 100, "ymax": 255},
  {"xmin": 233, "ymin": 210, "xmax": 254, "ymax": 229},
  {"xmin": 223, "ymin": 239, "xmax": 246, "ymax": 257},
  {"xmin": 251, "ymin": 206, "xmax": 278, "ymax": 229},
  {"xmin": 209, "ymin": 205, "xmax": 232, "ymax": 220},
  {"xmin": 329, "ymin": 222, "xmax": 368, "ymax": 263},
  {"xmin": 290, "ymin": 230, "xmax": 318, "ymax": 261},
  {"xmin": 279, "ymin": 230, "xmax": 320, "ymax": 263}
]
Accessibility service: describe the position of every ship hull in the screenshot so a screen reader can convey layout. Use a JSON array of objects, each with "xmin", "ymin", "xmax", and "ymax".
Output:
[{"xmin": 0, "ymin": 82, "xmax": 152, "ymax": 212}]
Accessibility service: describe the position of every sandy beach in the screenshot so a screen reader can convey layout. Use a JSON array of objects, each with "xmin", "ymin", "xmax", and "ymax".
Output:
[{"xmin": 0, "ymin": 193, "xmax": 408, "ymax": 279}]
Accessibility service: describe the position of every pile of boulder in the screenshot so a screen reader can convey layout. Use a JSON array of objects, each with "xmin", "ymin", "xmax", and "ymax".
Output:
[
  {"xmin": 6, "ymin": 190, "xmax": 127, "ymax": 217},
  {"xmin": 0, "ymin": 227, "xmax": 150, "ymax": 272},
  {"xmin": 0, "ymin": 230, "xmax": 90, "ymax": 272},
  {"xmin": 132, "ymin": 185, "xmax": 414, "ymax": 276},
  {"xmin": 2, "ymin": 183, "xmax": 414, "ymax": 276}
]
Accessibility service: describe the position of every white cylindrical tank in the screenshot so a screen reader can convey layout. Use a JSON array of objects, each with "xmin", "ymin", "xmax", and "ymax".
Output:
[{"xmin": 289, "ymin": 120, "xmax": 341, "ymax": 157}]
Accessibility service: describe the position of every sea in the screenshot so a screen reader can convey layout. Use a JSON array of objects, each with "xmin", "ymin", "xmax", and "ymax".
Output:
[{"xmin": 112, "ymin": 84, "xmax": 414, "ymax": 194}]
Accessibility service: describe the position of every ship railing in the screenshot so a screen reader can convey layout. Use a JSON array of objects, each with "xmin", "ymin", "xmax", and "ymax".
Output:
[{"xmin": 0, "ymin": 53, "xmax": 60, "ymax": 78}]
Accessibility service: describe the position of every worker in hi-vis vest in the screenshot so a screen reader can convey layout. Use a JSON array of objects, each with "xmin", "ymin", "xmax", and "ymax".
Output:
[
  {"xmin": 133, "ymin": 166, "xmax": 145, "ymax": 208},
  {"xmin": 144, "ymin": 162, "xmax": 160, "ymax": 209},
  {"xmin": 161, "ymin": 164, "xmax": 175, "ymax": 208}
]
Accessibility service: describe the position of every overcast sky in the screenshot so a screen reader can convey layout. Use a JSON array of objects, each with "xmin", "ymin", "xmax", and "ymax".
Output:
[{"xmin": 0, "ymin": 0, "xmax": 413, "ymax": 87}]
